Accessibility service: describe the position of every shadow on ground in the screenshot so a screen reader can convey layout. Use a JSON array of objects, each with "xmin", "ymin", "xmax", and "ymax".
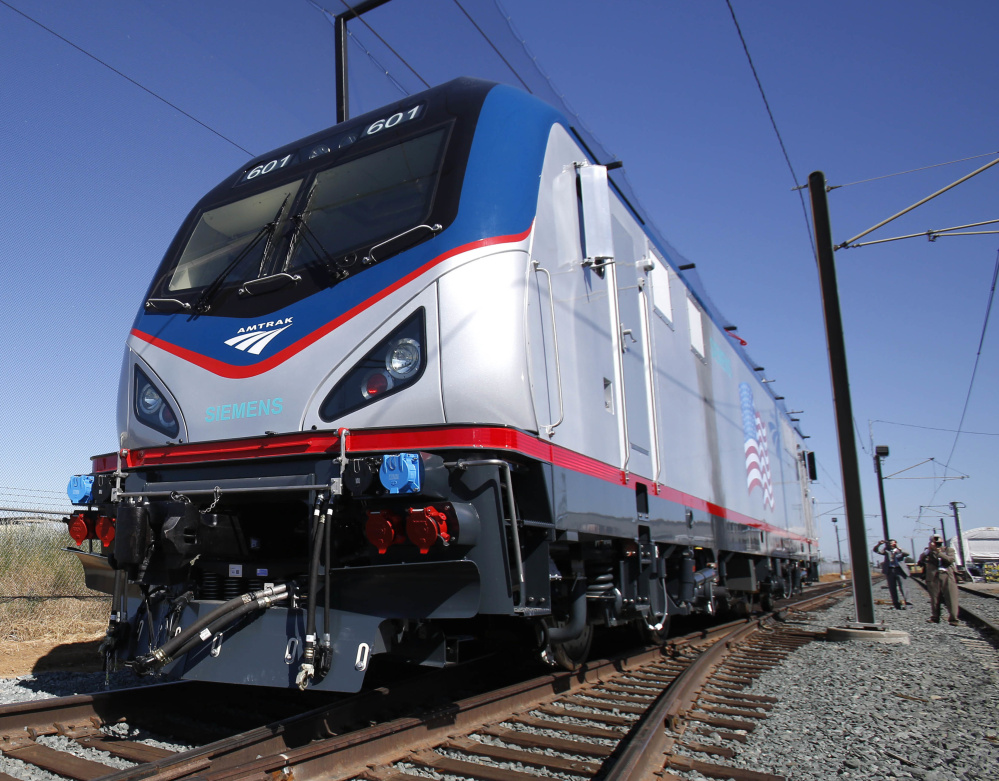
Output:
[{"xmin": 33, "ymin": 638, "xmax": 103, "ymax": 673}]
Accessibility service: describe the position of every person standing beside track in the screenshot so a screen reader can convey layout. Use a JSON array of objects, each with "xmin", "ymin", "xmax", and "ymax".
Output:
[
  {"xmin": 873, "ymin": 538, "xmax": 910, "ymax": 610},
  {"xmin": 917, "ymin": 535, "xmax": 960, "ymax": 625}
]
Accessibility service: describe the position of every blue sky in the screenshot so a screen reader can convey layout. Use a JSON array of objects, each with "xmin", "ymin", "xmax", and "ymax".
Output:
[{"xmin": 1, "ymin": 0, "xmax": 997, "ymax": 564}]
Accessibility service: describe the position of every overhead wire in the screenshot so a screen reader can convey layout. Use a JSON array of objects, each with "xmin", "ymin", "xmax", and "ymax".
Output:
[
  {"xmin": 724, "ymin": 0, "xmax": 816, "ymax": 259},
  {"xmin": 909, "ymin": 247, "xmax": 999, "ymax": 519},
  {"xmin": 452, "ymin": 0, "xmax": 532, "ymax": 92},
  {"xmin": 872, "ymin": 419, "xmax": 999, "ymax": 437},
  {"xmin": 944, "ymin": 247, "xmax": 999, "ymax": 466},
  {"xmin": 0, "ymin": 0, "xmax": 254, "ymax": 157},
  {"xmin": 313, "ymin": 0, "xmax": 430, "ymax": 89},
  {"xmin": 827, "ymin": 150, "xmax": 999, "ymax": 190}
]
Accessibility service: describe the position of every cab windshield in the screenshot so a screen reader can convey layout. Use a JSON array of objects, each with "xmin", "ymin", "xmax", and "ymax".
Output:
[
  {"xmin": 287, "ymin": 128, "xmax": 447, "ymax": 272},
  {"xmin": 168, "ymin": 181, "xmax": 300, "ymax": 292},
  {"xmin": 163, "ymin": 127, "xmax": 449, "ymax": 301}
]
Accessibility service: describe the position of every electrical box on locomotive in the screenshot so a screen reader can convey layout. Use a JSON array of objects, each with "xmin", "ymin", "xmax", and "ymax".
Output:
[{"xmin": 65, "ymin": 78, "xmax": 818, "ymax": 691}]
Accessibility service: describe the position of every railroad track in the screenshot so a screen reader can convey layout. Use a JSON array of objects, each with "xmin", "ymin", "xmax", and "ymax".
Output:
[
  {"xmin": 0, "ymin": 582, "xmax": 848, "ymax": 781},
  {"xmin": 912, "ymin": 578, "xmax": 999, "ymax": 636},
  {"xmin": 956, "ymin": 582, "xmax": 999, "ymax": 636}
]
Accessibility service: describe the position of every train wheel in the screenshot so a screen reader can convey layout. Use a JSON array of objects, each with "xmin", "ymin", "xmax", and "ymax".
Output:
[{"xmin": 549, "ymin": 622, "xmax": 593, "ymax": 671}]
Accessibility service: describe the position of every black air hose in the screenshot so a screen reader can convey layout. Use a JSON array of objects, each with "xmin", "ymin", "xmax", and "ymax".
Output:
[
  {"xmin": 297, "ymin": 496, "xmax": 328, "ymax": 689},
  {"xmin": 130, "ymin": 583, "xmax": 288, "ymax": 675},
  {"xmin": 157, "ymin": 588, "xmax": 289, "ymax": 665}
]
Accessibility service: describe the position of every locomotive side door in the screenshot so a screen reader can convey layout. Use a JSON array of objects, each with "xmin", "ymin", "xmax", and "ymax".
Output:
[
  {"xmin": 608, "ymin": 224, "xmax": 656, "ymax": 482},
  {"xmin": 528, "ymin": 143, "xmax": 624, "ymax": 472},
  {"xmin": 577, "ymin": 163, "xmax": 655, "ymax": 482}
]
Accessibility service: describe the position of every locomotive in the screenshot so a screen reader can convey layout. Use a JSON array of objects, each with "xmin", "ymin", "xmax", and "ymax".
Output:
[{"xmin": 65, "ymin": 78, "xmax": 818, "ymax": 692}]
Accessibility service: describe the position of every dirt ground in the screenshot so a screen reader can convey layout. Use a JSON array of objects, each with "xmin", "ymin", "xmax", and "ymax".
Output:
[{"xmin": 0, "ymin": 636, "xmax": 103, "ymax": 678}]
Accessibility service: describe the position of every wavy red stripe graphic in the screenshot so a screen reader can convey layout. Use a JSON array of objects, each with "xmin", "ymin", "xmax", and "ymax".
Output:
[{"xmin": 130, "ymin": 226, "xmax": 534, "ymax": 379}]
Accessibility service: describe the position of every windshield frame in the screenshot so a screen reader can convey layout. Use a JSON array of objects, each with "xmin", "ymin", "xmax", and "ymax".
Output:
[{"xmin": 143, "ymin": 111, "xmax": 464, "ymax": 319}]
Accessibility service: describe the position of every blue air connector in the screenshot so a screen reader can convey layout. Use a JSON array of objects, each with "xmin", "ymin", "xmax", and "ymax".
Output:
[
  {"xmin": 379, "ymin": 453, "xmax": 422, "ymax": 494},
  {"xmin": 67, "ymin": 475, "xmax": 95, "ymax": 505}
]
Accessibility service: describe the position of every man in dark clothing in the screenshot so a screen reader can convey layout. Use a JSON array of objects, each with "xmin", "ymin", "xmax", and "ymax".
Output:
[{"xmin": 873, "ymin": 538, "xmax": 909, "ymax": 609}]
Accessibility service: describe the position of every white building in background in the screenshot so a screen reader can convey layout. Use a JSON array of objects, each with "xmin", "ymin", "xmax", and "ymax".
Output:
[{"xmin": 952, "ymin": 527, "xmax": 999, "ymax": 566}]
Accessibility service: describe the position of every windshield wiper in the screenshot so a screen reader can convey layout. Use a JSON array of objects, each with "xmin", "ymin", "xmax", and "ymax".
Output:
[
  {"xmin": 193, "ymin": 195, "xmax": 290, "ymax": 314},
  {"xmin": 238, "ymin": 272, "xmax": 301, "ymax": 297},
  {"xmin": 282, "ymin": 181, "xmax": 318, "ymax": 271},
  {"xmin": 362, "ymin": 223, "xmax": 442, "ymax": 265},
  {"xmin": 144, "ymin": 298, "xmax": 192, "ymax": 314}
]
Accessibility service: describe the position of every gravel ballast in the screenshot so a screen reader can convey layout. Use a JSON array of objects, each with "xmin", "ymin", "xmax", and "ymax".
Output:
[
  {"xmin": 723, "ymin": 588, "xmax": 999, "ymax": 781},
  {"xmin": 0, "ymin": 587, "xmax": 994, "ymax": 781}
]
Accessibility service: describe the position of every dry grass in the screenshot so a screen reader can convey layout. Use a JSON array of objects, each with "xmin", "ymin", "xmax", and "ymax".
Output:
[
  {"xmin": 0, "ymin": 521, "xmax": 109, "ymax": 642},
  {"xmin": 0, "ymin": 598, "xmax": 108, "ymax": 643}
]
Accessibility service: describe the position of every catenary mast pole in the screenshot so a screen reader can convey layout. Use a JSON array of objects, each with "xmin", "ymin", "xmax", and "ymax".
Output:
[
  {"xmin": 808, "ymin": 171, "xmax": 875, "ymax": 624},
  {"xmin": 333, "ymin": 0, "xmax": 394, "ymax": 123},
  {"xmin": 950, "ymin": 502, "xmax": 967, "ymax": 569}
]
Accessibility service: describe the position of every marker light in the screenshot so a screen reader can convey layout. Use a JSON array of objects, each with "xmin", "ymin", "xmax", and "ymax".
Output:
[
  {"xmin": 134, "ymin": 368, "xmax": 180, "ymax": 438},
  {"xmin": 68, "ymin": 512, "xmax": 95, "ymax": 545},
  {"xmin": 361, "ymin": 370, "xmax": 393, "ymax": 400}
]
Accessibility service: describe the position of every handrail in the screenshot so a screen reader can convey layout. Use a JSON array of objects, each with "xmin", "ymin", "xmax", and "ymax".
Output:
[{"xmin": 532, "ymin": 259, "xmax": 564, "ymax": 437}]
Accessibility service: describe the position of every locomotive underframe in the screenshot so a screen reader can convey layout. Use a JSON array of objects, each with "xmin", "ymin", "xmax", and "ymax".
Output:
[{"xmin": 71, "ymin": 433, "xmax": 813, "ymax": 691}]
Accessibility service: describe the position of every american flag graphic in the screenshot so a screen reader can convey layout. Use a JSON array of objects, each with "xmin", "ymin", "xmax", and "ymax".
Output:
[{"xmin": 739, "ymin": 382, "xmax": 774, "ymax": 510}]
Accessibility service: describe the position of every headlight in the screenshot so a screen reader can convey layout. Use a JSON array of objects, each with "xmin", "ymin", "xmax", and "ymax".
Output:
[
  {"xmin": 139, "ymin": 384, "xmax": 163, "ymax": 415},
  {"xmin": 320, "ymin": 309, "xmax": 426, "ymax": 421},
  {"xmin": 386, "ymin": 338, "xmax": 421, "ymax": 379},
  {"xmin": 134, "ymin": 368, "xmax": 180, "ymax": 438}
]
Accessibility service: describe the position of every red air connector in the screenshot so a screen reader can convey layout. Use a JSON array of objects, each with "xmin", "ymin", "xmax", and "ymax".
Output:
[
  {"xmin": 364, "ymin": 509, "xmax": 406, "ymax": 554},
  {"xmin": 95, "ymin": 515, "xmax": 116, "ymax": 546},
  {"xmin": 406, "ymin": 506, "xmax": 450, "ymax": 554},
  {"xmin": 67, "ymin": 512, "xmax": 95, "ymax": 545}
]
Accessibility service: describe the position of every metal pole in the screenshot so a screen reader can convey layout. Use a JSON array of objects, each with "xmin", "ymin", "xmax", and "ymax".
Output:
[
  {"xmin": 874, "ymin": 448, "xmax": 891, "ymax": 542},
  {"xmin": 332, "ymin": 0, "xmax": 395, "ymax": 124},
  {"xmin": 334, "ymin": 13, "xmax": 349, "ymax": 123},
  {"xmin": 808, "ymin": 171, "xmax": 875, "ymax": 623},
  {"xmin": 833, "ymin": 518, "xmax": 844, "ymax": 578},
  {"xmin": 950, "ymin": 502, "xmax": 967, "ymax": 569}
]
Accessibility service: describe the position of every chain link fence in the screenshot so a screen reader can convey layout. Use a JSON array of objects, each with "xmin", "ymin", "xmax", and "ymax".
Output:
[{"xmin": 0, "ymin": 487, "xmax": 109, "ymax": 641}]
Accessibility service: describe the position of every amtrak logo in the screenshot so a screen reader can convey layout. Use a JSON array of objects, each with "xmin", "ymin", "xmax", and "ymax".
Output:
[{"xmin": 224, "ymin": 318, "xmax": 292, "ymax": 355}]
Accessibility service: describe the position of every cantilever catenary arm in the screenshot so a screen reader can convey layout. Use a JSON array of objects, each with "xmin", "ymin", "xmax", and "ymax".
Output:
[{"xmin": 836, "ymin": 156, "xmax": 999, "ymax": 250}]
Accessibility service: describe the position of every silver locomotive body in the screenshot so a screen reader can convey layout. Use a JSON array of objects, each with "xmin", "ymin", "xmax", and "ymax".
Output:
[{"xmin": 66, "ymin": 79, "xmax": 817, "ymax": 690}]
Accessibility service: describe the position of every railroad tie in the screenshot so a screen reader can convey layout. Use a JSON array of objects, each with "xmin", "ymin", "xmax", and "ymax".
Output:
[{"xmin": 0, "ymin": 735, "xmax": 113, "ymax": 781}]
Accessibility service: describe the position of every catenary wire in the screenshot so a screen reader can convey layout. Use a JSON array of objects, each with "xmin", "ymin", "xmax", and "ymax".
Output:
[
  {"xmin": 912, "ymin": 247, "xmax": 999, "ymax": 519},
  {"xmin": 827, "ymin": 151, "xmax": 999, "ymax": 190},
  {"xmin": 452, "ymin": 0, "xmax": 532, "ymax": 93},
  {"xmin": 312, "ymin": 0, "xmax": 430, "ymax": 89},
  {"xmin": 943, "ymin": 247, "xmax": 999, "ymax": 467},
  {"xmin": 0, "ymin": 0, "xmax": 254, "ymax": 157},
  {"xmin": 724, "ymin": 0, "xmax": 816, "ymax": 259},
  {"xmin": 492, "ymin": 0, "xmax": 613, "ymax": 162},
  {"xmin": 308, "ymin": 0, "xmax": 410, "ymax": 97},
  {"xmin": 872, "ymin": 419, "xmax": 999, "ymax": 437}
]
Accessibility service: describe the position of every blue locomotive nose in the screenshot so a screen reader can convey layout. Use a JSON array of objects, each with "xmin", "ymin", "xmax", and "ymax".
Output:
[
  {"xmin": 379, "ymin": 453, "xmax": 422, "ymax": 494},
  {"xmin": 67, "ymin": 475, "xmax": 95, "ymax": 505}
]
